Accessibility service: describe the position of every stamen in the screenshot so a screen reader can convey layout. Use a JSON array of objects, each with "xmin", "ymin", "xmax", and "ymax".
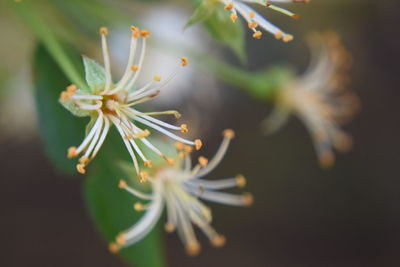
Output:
[
  {"xmin": 198, "ymin": 156, "xmax": 208, "ymax": 167},
  {"xmin": 253, "ymin": 31, "xmax": 263, "ymax": 39},
  {"xmin": 211, "ymin": 235, "xmax": 226, "ymax": 247},
  {"xmin": 230, "ymin": 13, "xmax": 238, "ymax": 22},
  {"xmin": 224, "ymin": 2, "xmax": 234, "ymax": 10},
  {"xmin": 180, "ymin": 124, "xmax": 189, "ymax": 133},
  {"xmin": 194, "ymin": 139, "xmax": 202, "ymax": 150},
  {"xmin": 141, "ymin": 30, "xmax": 151, "ymax": 38},
  {"xmin": 116, "ymin": 233, "xmax": 126, "ymax": 246},
  {"xmin": 131, "ymin": 65, "xmax": 139, "ymax": 71},
  {"xmin": 118, "ymin": 179, "xmax": 127, "ymax": 189},
  {"xmin": 243, "ymin": 193, "xmax": 254, "ymax": 206},
  {"xmin": 181, "ymin": 57, "xmax": 189, "ymax": 67},
  {"xmin": 76, "ymin": 163, "xmax": 86, "ymax": 174},
  {"xmin": 139, "ymin": 171, "xmax": 149, "ymax": 183},
  {"xmin": 153, "ymin": 75, "xmax": 162, "ymax": 82},
  {"xmin": 164, "ymin": 222, "xmax": 175, "ymax": 233},
  {"xmin": 67, "ymin": 146, "xmax": 77, "ymax": 158},
  {"xmin": 235, "ymin": 175, "xmax": 247, "ymax": 188},
  {"xmin": 223, "ymin": 129, "xmax": 235, "ymax": 139},
  {"xmin": 185, "ymin": 242, "xmax": 201, "ymax": 257},
  {"xmin": 108, "ymin": 243, "xmax": 120, "ymax": 254},
  {"xmin": 144, "ymin": 160, "xmax": 153, "ymax": 168}
]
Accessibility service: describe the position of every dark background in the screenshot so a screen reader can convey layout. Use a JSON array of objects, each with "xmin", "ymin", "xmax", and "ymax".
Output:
[{"xmin": 1, "ymin": 0, "xmax": 400, "ymax": 266}]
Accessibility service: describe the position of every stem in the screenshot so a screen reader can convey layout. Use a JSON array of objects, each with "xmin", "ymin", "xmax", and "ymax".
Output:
[{"xmin": 10, "ymin": 0, "xmax": 88, "ymax": 90}]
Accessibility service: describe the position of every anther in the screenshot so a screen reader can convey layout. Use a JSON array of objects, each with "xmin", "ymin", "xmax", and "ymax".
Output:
[
  {"xmin": 136, "ymin": 129, "xmax": 150, "ymax": 138},
  {"xmin": 274, "ymin": 31, "xmax": 283, "ymax": 40},
  {"xmin": 211, "ymin": 235, "xmax": 226, "ymax": 247},
  {"xmin": 141, "ymin": 30, "xmax": 150, "ymax": 38},
  {"xmin": 224, "ymin": 2, "xmax": 233, "ymax": 10},
  {"xmin": 116, "ymin": 233, "xmax": 126, "ymax": 246},
  {"xmin": 243, "ymin": 193, "xmax": 254, "ymax": 206},
  {"xmin": 131, "ymin": 65, "xmax": 139, "ymax": 72},
  {"xmin": 79, "ymin": 156, "xmax": 89, "ymax": 164},
  {"xmin": 253, "ymin": 31, "xmax": 262, "ymax": 39},
  {"xmin": 134, "ymin": 202, "xmax": 145, "ymax": 211},
  {"xmin": 118, "ymin": 180, "xmax": 127, "ymax": 189},
  {"xmin": 176, "ymin": 142, "xmax": 185, "ymax": 150},
  {"xmin": 248, "ymin": 21, "xmax": 258, "ymax": 29},
  {"xmin": 174, "ymin": 112, "xmax": 181, "ymax": 119},
  {"xmin": 186, "ymin": 242, "xmax": 201, "ymax": 257},
  {"xmin": 153, "ymin": 75, "xmax": 161, "ymax": 82},
  {"xmin": 223, "ymin": 129, "xmax": 235, "ymax": 139},
  {"xmin": 99, "ymin": 27, "xmax": 108, "ymax": 35},
  {"xmin": 194, "ymin": 139, "xmax": 203, "ymax": 150},
  {"xmin": 198, "ymin": 156, "xmax": 208, "ymax": 167},
  {"xmin": 131, "ymin": 26, "xmax": 140, "ymax": 38},
  {"xmin": 230, "ymin": 13, "xmax": 238, "ymax": 22},
  {"xmin": 108, "ymin": 243, "xmax": 120, "ymax": 254},
  {"xmin": 249, "ymin": 12, "xmax": 255, "ymax": 19},
  {"xmin": 76, "ymin": 164, "xmax": 86, "ymax": 174},
  {"xmin": 181, "ymin": 57, "xmax": 189, "ymax": 67},
  {"xmin": 235, "ymin": 175, "xmax": 247, "ymax": 188},
  {"xmin": 164, "ymin": 222, "xmax": 175, "ymax": 233},
  {"xmin": 67, "ymin": 146, "xmax": 77, "ymax": 158},
  {"xmin": 180, "ymin": 124, "xmax": 189, "ymax": 133},
  {"xmin": 139, "ymin": 171, "xmax": 149, "ymax": 183},
  {"xmin": 184, "ymin": 145, "xmax": 193, "ymax": 154},
  {"xmin": 144, "ymin": 160, "xmax": 153, "ymax": 168},
  {"xmin": 319, "ymin": 151, "xmax": 335, "ymax": 168},
  {"xmin": 283, "ymin": 34, "xmax": 294, "ymax": 42}
]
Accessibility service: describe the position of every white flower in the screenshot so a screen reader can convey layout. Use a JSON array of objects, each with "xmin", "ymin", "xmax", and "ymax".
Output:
[
  {"xmin": 110, "ymin": 129, "xmax": 253, "ymax": 256},
  {"xmin": 263, "ymin": 32, "xmax": 360, "ymax": 167},
  {"xmin": 221, "ymin": 0, "xmax": 309, "ymax": 41},
  {"xmin": 60, "ymin": 26, "xmax": 202, "ymax": 175}
]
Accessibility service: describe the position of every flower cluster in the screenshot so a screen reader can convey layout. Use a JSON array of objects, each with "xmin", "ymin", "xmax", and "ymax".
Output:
[
  {"xmin": 221, "ymin": 0, "xmax": 310, "ymax": 41},
  {"xmin": 60, "ymin": 27, "xmax": 202, "ymax": 175},
  {"xmin": 109, "ymin": 129, "xmax": 253, "ymax": 256},
  {"xmin": 262, "ymin": 32, "xmax": 359, "ymax": 167}
]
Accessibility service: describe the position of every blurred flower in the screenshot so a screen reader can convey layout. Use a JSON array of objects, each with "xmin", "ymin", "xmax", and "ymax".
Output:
[
  {"xmin": 111, "ymin": 129, "xmax": 253, "ymax": 256},
  {"xmin": 222, "ymin": 0, "xmax": 309, "ymax": 41},
  {"xmin": 262, "ymin": 32, "xmax": 360, "ymax": 167},
  {"xmin": 60, "ymin": 26, "xmax": 202, "ymax": 175}
]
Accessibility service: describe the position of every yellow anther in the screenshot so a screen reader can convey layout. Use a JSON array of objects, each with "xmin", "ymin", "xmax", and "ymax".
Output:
[
  {"xmin": 223, "ymin": 129, "xmax": 235, "ymax": 139},
  {"xmin": 180, "ymin": 124, "xmax": 189, "ymax": 133},
  {"xmin": 186, "ymin": 242, "xmax": 201, "ymax": 257},
  {"xmin": 274, "ymin": 31, "xmax": 283, "ymax": 40},
  {"xmin": 79, "ymin": 156, "xmax": 89, "ymax": 164},
  {"xmin": 76, "ymin": 164, "xmax": 86, "ymax": 174},
  {"xmin": 166, "ymin": 157, "xmax": 175, "ymax": 165},
  {"xmin": 194, "ymin": 139, "xmax": 202, "ymax": 150},
  {"xmin": 249, "ymin": 12, "xmax": 255, "ymax": 18},
  {"xmin": 67, "ymin": 146, "xmax": 77, "ymax": 158},
  {"xmin": 136, "ymin": 129, "xmax": 150, "ymax": 138},
  {"xmin": 131, "ymin": 26, "xmax": 140, "ymax": 38},
  {"xmin": 174, "ymin": 112, "xmax": 181, "ymax": 119},
  {"xmin": 176, "ymin": 142, "xmax": 185, "ymax": 150},
  {"xmin": 118, "ymin": 180, "xmax": 127, "ymax": 189},
  {"xmin": 144, "ymin": 160, "xmax": 152, "ymax": 168},
  {"xmin": 141, "ymin": 30, "xmax": 150, "ymax": 38},
  {"xmin": 292, "ymin": 14, "xmax": 300, "ymax": 19},
  {"xmin": 131, "ymin": 65, "xmax": 139, "ymax": 71},
  {"xmin": 224, "ymin": 2, "xmax": 234, "ymax": 10},
  {"xmin": 184, "ymin": 145, "xmax": 193, "ymax": 154},
  {"xmin": 134, "ymin": 202, "xmax": 144, "ymax": 211},
  {"xmin": 211, "ymin": 235, "xmax": 226, "ymax": 247},
  {"xmin": 243, "ymin": 193, "xmax": 254, "ymax": 206},
  {"xmin": 67, "ymin": 84, "xmax": 77, "ymax": 93},
  {"xmin": 99, "ymin": 27, "xmax": 108, "ymax": 35},
  {"xmin": 139, "ymin": 171, "xmax": 149, "ymax": 183},
  {"xmin": 108, "ymin": 243, "xmax": 120, "ymax": 254},
  {"xmin": 283, "ymin": 34, "xmax": 294, "ymax": 43},
  {"xmin": 253, "ymin": 31, "xmax": 262, "ymax": 39},
  {"xmin": 164, "ymin": 222, "xmax": 175, "ymax": 233},
  {"xmin": 116, "ymin": 233, "xmax": 126, "ymax": 246},
  {"xmin": 198, "ymin": 156, "xmax": 208, "ymax": 167},
  {"xmin": 153, "ymin": 75, "xmax": 161, "ymax": 82},
  {"xmin": 319, "ymin": 151, "xmax": 335, "ymax": 168},
  {"xmin": 181, "ymin": 57, "xmax": 189, "ymax": 67},
  {"xmin": 235, "ymin": 175, "xmax": 247, "ymax": 188},
  {"xmin": 230, "ymin": 13, "xmax": 238, "ymax": 23},
  {"xmin": 248, "ymin": 21, "xmax": 258, "ymax": 29}
]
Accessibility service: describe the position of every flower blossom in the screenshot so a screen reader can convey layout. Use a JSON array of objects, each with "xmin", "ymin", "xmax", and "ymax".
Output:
[
  {"xmin": 110, "ymin": 129, "xmax": 253, "ymax": 256},
  {"xmin": 221, "ymin": 0, "xmax": 310, "ymax": 41},
  {"xmin": 262, "ymin": 32, "xmax": 360, "ymax": 167},
  {"xmin": 59, "ymin": 26, "xmax": 202, "ymax": 175}
]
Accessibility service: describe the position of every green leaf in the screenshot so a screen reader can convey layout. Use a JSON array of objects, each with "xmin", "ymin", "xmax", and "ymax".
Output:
[
  {"xmin": 185, "ymin": 0, "xmax": 217, "ymax": 29},
  {"xmin": 33, "ymin": 45, "xmax": 88, "ymax": 174},
  {"xmin": 82, "ymin": 56, "xmax": 106, "ymax": 93},
  {"xmin": 34, "ymin": 45, "xmax": 167, "ymax": 267},
  {"xmin": 203, "ymin": 7, "xmax": 246, "ymax": 62}
]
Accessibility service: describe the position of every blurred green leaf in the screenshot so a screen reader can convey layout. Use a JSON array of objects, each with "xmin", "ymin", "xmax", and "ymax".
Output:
[
  {"xmin": 203, "ymin": 7, "xmax": 246, "ymax": 62},
  {"xmin": 34, "ymin": 46, "xmax": 166, "ymax": 267},
  {"xmin": 82, "ymin": 56, "xmax": 106, "ymax": 93},
  {"xmin": 185, "ymin": 0, "xmax": 217, "ymax": 29},
  {"xmin": 33, "ymin": 45, "xmax": 87, "ymax": 174}
]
